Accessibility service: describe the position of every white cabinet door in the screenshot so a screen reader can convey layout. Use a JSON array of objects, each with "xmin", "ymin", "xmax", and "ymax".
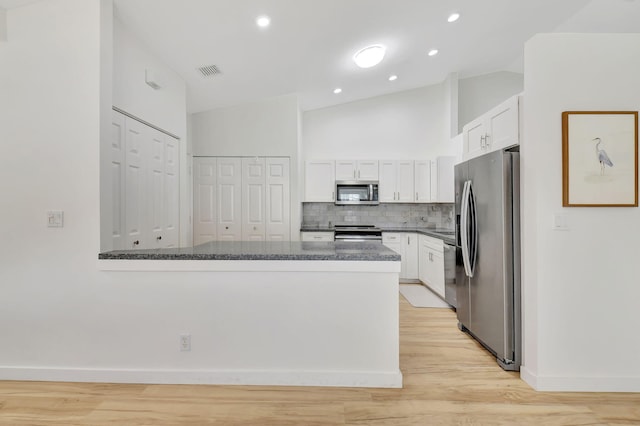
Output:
[
  {"xmin": 163, "ymin": 136, "xmax": 180, "ymax": 247},
  {"xmin": 357, "ymin": 160, "xmax": 379, "ymax": 180},
  {"xmin": 217, "ymin": 157, "xmax": 242, "ymax": 241},
  {"xmin": 335, "ymin": 160, "xmax": 357, "ymax": 181},
  {"xmin": 487, "ymin": 95, "xmax": 519, "ymax": 152},
  {"xmin": 305, "ymin": 160, "xmax": 335, "ymax": 202},
  {"xmin": 193, "ymin": 157, "xmax": 216, "ymax": 245},
  {"xmin": 396, "ymin": 160, "xmax": 414, "ymax": 203},
  {"xmin": 383, "ymin": 233, "xmax": 405, "ymax": 278},
  {"xmin": 430, "ymin": 250, "xmax": 445, "ymax": 297},
  {"xmin": 110, "ymin": 111, "xmax": 126, "ymax": 250},
  {"xmin": 414, "ymin": 160, "xmax": 431, "ymax": 203},
  {"xmin": 265, "ymin": 158, "xmax": 290, "ymax": 241},
  {"xmin": 124, "ymin": 118, "xmax": 147, "ymax": 249},
  {"xmin": 435, "ymin": 156, "xmax": 455, "ymax": 203},
  {"xmin": 378, "ymin": 160, "xmax": 397, "ymax": 202},
  {"xmin": 463, "ymin": 117, "xmax": 486, "ymax": 161},
  {"xmin": 405, "ymin": 233, "xmax": 419, "ymax": 279},
  {"xmin": 242, "ymin": 157, "xmax": 266, "ymax": 241},
  {"xmin": 418, "ymin": 234, "xmax": 445, "ymax": 297}
]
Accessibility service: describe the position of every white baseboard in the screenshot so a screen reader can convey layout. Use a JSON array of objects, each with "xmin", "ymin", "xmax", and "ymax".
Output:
[
  {"xmin": 0, "ymin": 367, "xmax": 403, "ymax": 388},
  {"xmin": 520, "ymin": 366, "xmax": 640, "ymax": 392}
]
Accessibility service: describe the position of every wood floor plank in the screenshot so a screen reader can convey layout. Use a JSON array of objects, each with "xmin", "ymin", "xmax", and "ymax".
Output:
[{"xmin": 0, "ymin": 296, "xmax": 638, "ymax": 425}]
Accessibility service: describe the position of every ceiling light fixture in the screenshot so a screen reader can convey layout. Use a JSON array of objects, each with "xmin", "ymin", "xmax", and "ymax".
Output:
[
  {"xmin": 256, "ymin": 15, "xmax": 271, "ymax": 28},
  {"xmin": 428, "ymin": 49, "xmax": 439, "ymax": 57},
  {"xmin": 447, "ymin": 13, "xmax": 460, "ymax": 23},
  {"xmin": 389, "ymin": 75, "xmax": 398, "ymax": 81},
  {"xmin": 333, "ymin": 88, "xmax": 342, "ymax": 94},
  {"xmin": 353, "ymin": 44, "xmax": 386, "ymax": 68}
]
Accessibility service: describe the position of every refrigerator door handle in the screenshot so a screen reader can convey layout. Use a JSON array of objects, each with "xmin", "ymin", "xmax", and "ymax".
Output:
[
  {"xmin": 460, "ymin": 180, "xmax": 473, "ymax": 277},
  {"xmin": 468, "ymin": 182, "xmax": 478, "ymax": 276}
]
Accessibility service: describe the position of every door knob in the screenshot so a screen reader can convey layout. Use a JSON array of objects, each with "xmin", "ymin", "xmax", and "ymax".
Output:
[
  {"xmin": 225, "ymin": 226, "xmax": 229, "ymax": 230},
  {"xmin": 133, "ymin": 240, "xmax": 139, "ymax": 246},
  {"xmin": 156, "ymin": 236, "xmax": 162, "ymax": 241},
  {"xmin": 253, "ymin": 226, "xmax": 257, "ymax": 230}
]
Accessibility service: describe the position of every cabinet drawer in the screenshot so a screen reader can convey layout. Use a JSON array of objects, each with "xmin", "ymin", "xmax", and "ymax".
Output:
[
  {"xmin": 382, "ymin": 232, "xmax": 403, "ymax": 243},
  {"xmin": 301, "ymin": 232, "xmax": 334, "ymax": 242}
]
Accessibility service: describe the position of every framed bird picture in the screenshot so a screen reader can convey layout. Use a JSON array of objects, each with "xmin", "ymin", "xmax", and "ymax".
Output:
[{"xmin": 562, "ymin": 111, "xmax": 638, "ymax": 207}]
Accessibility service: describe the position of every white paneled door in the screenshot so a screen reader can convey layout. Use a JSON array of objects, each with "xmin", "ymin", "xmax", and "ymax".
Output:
[
  {"xmin": 266, "ymin": 158, "xmax": 290, "ymax": 241},
  {"xmin": 113, "ymin": 109, "xmax": 180, "ymax": 250},
  {"xmin": 193, "ymin": 157, "xmax": 216, "ymax": 245},
  {"xmin": 217, "ymin": 157, "xmax": 242, "ymax": 241},
  {"xmin": 242, "ymin": 157, "xmax": 266, "ymax": 241}
]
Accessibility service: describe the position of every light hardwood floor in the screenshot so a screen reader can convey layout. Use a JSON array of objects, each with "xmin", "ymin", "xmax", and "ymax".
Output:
[{"xmin": 1, "ymin": 296, "xmax": 639, "ymax": 425}]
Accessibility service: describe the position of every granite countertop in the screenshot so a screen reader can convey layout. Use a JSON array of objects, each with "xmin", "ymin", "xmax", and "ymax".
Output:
[
  {"xmin": 300, "ymin": 225, "xmax": 456, "ymax": 245},
  {"xmin": 99, "ymin": 241, "xmax": 401, "ymax": 261}
]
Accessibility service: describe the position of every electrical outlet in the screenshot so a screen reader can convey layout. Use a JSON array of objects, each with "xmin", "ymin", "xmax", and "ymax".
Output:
[{"xmin": 179, "ymin": 334, "xmax": 191, "ymax": 352}]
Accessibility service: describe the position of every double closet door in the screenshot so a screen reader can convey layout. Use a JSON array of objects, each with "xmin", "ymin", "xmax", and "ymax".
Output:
[
  {"xmin": 193, "ymin": 157, "xmax": 290, "ymax": 245},
  {"xmin": 111, "ymin": 110, "xmax": 179, "ymax": 250}
]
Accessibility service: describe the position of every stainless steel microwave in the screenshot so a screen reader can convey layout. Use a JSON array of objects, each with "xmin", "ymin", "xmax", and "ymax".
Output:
[{"xmin": 335, "ymin": 181, "xmax": 379, "ymax": 205}]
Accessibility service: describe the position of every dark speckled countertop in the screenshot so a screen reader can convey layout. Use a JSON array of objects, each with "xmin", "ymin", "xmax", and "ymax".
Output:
[
  {"xmin": 301, "ymin": 226, "xmax": 456, "ymax": 245},
  {"xmin": 99, "ymin": 241, "xmax": 401, "ymax": 261}
]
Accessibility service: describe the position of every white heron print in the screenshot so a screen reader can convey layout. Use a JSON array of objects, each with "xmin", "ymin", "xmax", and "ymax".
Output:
[{"xmin": 592, "ymin": 137, "xmax": 613, "ymax": 175}]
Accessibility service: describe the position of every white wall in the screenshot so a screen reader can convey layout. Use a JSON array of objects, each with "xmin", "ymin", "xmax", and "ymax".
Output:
[
  {"xmin": 110, "ymin": 15, "xmax": 191, "ymax": 248},
  {"xmin": 521, "ymin": 33, "xmax": 640, "ymax": 392},
  {"xmin": 191, "ymin": 94, "xmax": 302, "ymax": 240},
  {"xmin": 303, "ymin": 84, "xmax": 459, "ymax": 160},
  {"xmin": 458, "ymin": 71, "xmax": 524, "ymax": 132},
  {"xmin": 0, "ymin": 7, "xmax": 7, "ymax": 41}
]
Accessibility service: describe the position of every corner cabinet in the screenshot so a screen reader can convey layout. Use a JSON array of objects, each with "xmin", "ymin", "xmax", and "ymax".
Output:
[
  {"xmin": 305, "ymin": 160, "xmax": 335, "ymax": 202},
  {"xmin": 383, "ymin": 232, "xmax": 419, "ymax": 281},
  {"xmin": 462, "ymin": 94, "xmax": 521, "ymax": 161}
]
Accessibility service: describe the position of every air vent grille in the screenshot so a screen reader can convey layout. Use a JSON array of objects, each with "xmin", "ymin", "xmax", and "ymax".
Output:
[{"xmin": 198, "ymin": 65, "xmax": 222, "ymax": 77}]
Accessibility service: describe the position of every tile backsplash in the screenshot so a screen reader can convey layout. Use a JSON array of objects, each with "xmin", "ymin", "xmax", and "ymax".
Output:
[{"xmin": 302, "ymin": 203, "xmax": 454, "ymax": 230}]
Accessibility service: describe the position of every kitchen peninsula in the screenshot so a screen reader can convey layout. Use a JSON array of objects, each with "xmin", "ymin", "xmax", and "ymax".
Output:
[{"xmin": 98, "ymin": 241, "xmax": 402, "ymax": 388}]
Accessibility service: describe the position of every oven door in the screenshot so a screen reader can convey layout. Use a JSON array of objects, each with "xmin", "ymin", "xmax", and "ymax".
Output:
[{"xmin": 334, "ymin": 234, "xmax": 382, "ymax": 242}]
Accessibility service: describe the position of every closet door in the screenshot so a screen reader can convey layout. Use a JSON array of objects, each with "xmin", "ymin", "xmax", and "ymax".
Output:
[
  {"xmin": 110, "ymin": 111, "xmax": 126, "ymax": 250},
  {"xmin": 148, "ymin": 128, "xmax": 165, "ymax": 248},
  {"xmin": 266, "ymin": 158, "xmax": 290, "ymax": 241},
  {"xmin": 193, "ymin": 157, "xmax": 216, "ymax": 245},
  {"xmin": 124, "ymin": 118, "xmax": 147, "ymax": 249},
  {"xmin": 163, "ymin": 136, "xmax": 180, "ymax": 247},
  {"xmin": 242, "ymin": 157, "xmax": 266, "ymax": 241},
  {"xmin": 217, "ymin": 157, "xmax": 242, "ymax": 241}
]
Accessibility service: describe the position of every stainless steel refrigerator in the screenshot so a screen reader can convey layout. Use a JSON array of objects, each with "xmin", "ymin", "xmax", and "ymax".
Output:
[{"xmin": 454, "ymin": 149, "xmax": 521, "ymax": 371}]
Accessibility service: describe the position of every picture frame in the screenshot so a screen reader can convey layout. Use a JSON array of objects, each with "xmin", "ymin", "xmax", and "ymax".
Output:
[{"xmin": 562, "ymin": 111, "xmax": 638, "ymax": 207}]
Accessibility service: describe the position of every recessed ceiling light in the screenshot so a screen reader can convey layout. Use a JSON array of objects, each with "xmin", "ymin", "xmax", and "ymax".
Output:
[
  {"xmin": 256, "ymin": 15, "xmax": 271, "ymax": 28},
  {"xmin": 389, "ymin": 75, "xmax": 398, "ymax": 81},
  {"xmin": 353, "ymin": 44, "xmax": 386, "ymax": 68},
  {"xmin": 428, "ymin": 49, "xmax": 439, "ymax": 57},
  {"xmin": 333, "ymin": 88, "xmax": 342, "ymax": 94},
  {"xmin": 447, "ymin": 13, "xmax": 460, "ymax": 23}
]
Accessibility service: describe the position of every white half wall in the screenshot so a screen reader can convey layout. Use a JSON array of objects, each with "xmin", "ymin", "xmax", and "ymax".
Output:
[
  {"xmin": 0, "ymin": 7, "xmax": 7, "ymax": 41},
  {"xmin": 521, "ymin": 33, "xmax": 640, "ymax": 392},
  {"xmin": 303, "ymin": 84, "xmax": 459, "ymax": 160},
  {"xmin": 191, "ymin": 94, "xmax": 302, "ymax": 240},
  {"xmin": 458, "ymin": 71, "xmax": 524, "ymax": 132}
]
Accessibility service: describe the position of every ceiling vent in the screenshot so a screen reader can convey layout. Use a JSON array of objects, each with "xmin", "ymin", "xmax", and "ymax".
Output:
[{"xmin": 198, "ymin": 64, "xmax": 222, "ymax": 77}]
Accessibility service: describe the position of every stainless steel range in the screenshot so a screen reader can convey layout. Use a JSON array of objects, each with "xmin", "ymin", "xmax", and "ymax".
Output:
[{"xmin": 334, "ymin": 224, "xmax": 382, "ymax": 242}]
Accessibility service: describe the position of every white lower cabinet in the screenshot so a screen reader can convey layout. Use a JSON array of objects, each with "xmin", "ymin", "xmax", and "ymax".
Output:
[
  {"xmin": 301, "ymin": 232, "xmax": 334, "ymax": 242},
  {"xmin": 383, "ymin": 232, "xmax": 418, "ymax": 281},
  {"xmin": 193, "ymin": 157, "xmax": 291, "ymax": 243},
  {"xmin": 418, "ymin": 234, "xmax": 445, "ymax": 297}
]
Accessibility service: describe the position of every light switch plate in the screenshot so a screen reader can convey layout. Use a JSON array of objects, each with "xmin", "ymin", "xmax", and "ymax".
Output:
[
  {"xmin": 47, "ymin": 210, "xmax": 64, "ymax": 228},
  {"xmin": 552, "ymin": 213, "xmax": 568, "ymax": 231}
]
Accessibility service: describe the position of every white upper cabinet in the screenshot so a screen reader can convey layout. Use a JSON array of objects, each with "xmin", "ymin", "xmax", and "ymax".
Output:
[
  {"xmin": 414, "ymin": 160, "xmax": 432, "ymax": 203},
  {"xmin": 432, "ymin": 156, "xmax": 456, "ymax": 203},
  {"xmin": 462, "ymin": 94, "xmax": 520, "ymax": 161},
  {"xmin": 305, "ymin": 160, "xmax": 335, "ymax": 202},
  {"xmin": 380, "ymin": 160, "xmax": 414, "ymax": 203},
  {"xmin": 335, "ymin": 160, "xmax": 379, "ymax": 181}
]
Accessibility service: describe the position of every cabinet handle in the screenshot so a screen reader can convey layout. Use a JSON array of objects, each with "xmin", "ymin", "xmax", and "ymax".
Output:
[
  {"xmin": 416, "ymin": 192, "xmax": 418, "ymax": 200},
  {"xmin": 133, "ymin": 240, "xmax": 139, "ymax": 246},
  {"xmin": 407, "ymin": 236, "xmax": 410, "ymax": 245},
  {"xmin": 156, "ymin": 236, "xmax": 162, "ymax": 241},
  {"xmin": 480, "ymin": 135, "xmax": 485, "ymax": 149},
  {"xmin": 314, "ymin": 236, "xmax": 322, "ymax": 239},
  {"xmin": 332, "ymin": 191, "xmax": 335, "ymax": 201},
  {"xmin": 485, "ymin": 133, "xmax": 490, "ymax": 147},
  {"xmin": 354, "ymin": 170, "xmax": 356, "ymax": 178},
  {"xmin": 358, "ymin": 170, "xmax": 361, "ymax": 178},
  {"xmin": 398, "ymin": 191, "xmax": 400, "ymax": 200}
]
